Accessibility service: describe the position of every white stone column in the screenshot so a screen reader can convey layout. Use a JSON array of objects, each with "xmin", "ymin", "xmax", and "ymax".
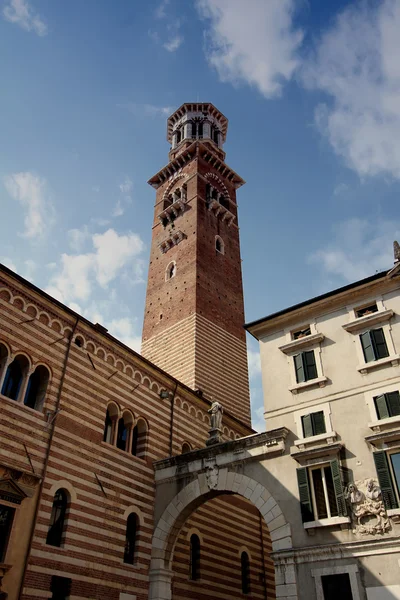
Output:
[
  {"xmin": 18, "ymin": 367, "xmax": 33, "ymax": 404},
  {"xmin": 0, "ymin": 357, "xmax": 12, "ymax": 392},
  {"xmin": 148, "ymin": 567, "xmax": 173, "ymax": 600}
]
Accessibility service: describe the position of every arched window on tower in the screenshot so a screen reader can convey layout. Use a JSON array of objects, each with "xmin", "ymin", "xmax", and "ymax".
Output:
[
  {"xmin": 175, "ymin": 128, "xmax": 182, "ymax": 145},
  {"xmin": 124, "ymin": 513, "xmax": 138, "ymax": 564},
  {"xmin": 191, "ymin": 121, "xmax": 197, "ymax": 139},
  {"xmin": 212, "ymin": 127, "xmax": 219, "ymax": 145},
  {"xmin": 24, "ymin": 365, "xmax": 49, "ymax": 411},
  {"xmin": 215, "ymin": 236, "xmax": 224, "ymax": 255},
  {"xmin": 1, "ymin": 354, "xmax": 29, "ymax": 401},
  {"xmin": 189, "ymin": 534, "xmax": 200, "ymax": 580},
  {"xmin": 166, "ymin": 262, "xmax": 176, "ymax": 281},
  {"xmin": 198, "ymin": 121, "xmax": 203, "ymax": 138},
  {"xmin": 241, "ymin": 551, "xmax": 251, "ymax": 594},
  {"xmin": 46, "ymin": 489, "xmax": 68, "ymax": 547}
]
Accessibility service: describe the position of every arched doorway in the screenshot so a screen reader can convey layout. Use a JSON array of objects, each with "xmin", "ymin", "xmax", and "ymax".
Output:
[{"xmin": 149, "ymin": 467, "xmax": 297, "ymax": 600}]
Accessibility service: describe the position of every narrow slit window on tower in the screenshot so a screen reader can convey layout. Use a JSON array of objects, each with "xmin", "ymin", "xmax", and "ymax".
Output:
[
  {"xmin": 191, "ymin": 121, "xmax": 197, "ymax": 138},
  {"xmin": 189, "ymin": 534, "xmax": 200, "ymax": 580},
  {"xmin": 198, "ymin": 121, "xmax": 203, "ymax": 138},
  {"xmin": 215, "ymin": 236, "xmax": 224, "ymax": 255},
  {"xmin": 166, "ymin": 262, "xmax": 176, "ymax": 280}
]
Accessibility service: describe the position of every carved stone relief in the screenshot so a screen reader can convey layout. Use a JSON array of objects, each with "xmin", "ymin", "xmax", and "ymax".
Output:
[{"xmin": 345, "ymin": 478, "xmax": 390, "ymax": 535}]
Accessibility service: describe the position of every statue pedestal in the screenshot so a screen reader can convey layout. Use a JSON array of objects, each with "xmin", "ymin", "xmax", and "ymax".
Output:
[{"xmin": 206, "ymin": 428, "xmax": 222, "ymax": 446}]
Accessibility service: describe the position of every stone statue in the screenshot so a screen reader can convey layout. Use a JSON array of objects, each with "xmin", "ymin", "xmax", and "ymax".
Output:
[
  {"xmin": 208, "ymin": 401, "xmax": 223, "ymax": 430},
  {"xmin": 345, "ymin": 479, "xmax": 389, "ymax": 535},
  {"xmin": 394, "ymin": 240, "xmax": 400, "ymax": 263}
]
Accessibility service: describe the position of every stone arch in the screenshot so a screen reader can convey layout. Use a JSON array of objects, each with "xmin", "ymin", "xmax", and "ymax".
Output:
[
  {"xmin": 12, "ymin": 296, "xmax": 26, "ymax": 311},
  {"xmin": 162, "ymin": 173, "xmax": 188, "ymax": 203},
  {"xmin": 149, "ymin": 469, "xmax": 296, "ymax": 600}
]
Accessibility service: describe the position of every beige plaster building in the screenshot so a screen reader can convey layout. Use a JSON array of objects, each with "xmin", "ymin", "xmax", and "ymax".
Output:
[{"xmin": 246, "ymin": 255, "xmax": 400, "ymax": 600}]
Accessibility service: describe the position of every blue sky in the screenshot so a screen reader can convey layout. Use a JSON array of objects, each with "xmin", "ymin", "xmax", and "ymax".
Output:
[{"xmin": 1, "ymin": 0, "xmax": 400, "ymax": 431}]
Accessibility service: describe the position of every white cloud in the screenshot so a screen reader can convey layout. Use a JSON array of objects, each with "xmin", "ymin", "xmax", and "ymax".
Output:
[
  {"xmin": 196, "ymin": 0, "xmax": 302, "ymax": 98},
  {"xmin": 3, "ymin": 171, "xmax": 54, "ymax": 239},
  {"xmin": 3, "ymin": 0, "xmax": 47, "ymax": 36},
  {"xmin": 309, "ymin": 218, "xmax": 400, "ymax": 283},
  {"xmin": 107, "ymin": 317, "xmax": 141, "ymax": 353},
  {"xmin": 112, "ymin": 200, "xmax": 124, "ymax": 217},
  {"xmin": 155, "ymin": 0, "xmax": 170, "ymax": 19},
  {"xmin": 118, "ymin": 103, "xmax": 173, "ymax": 118},
  {"xmin": 302, "ymin": 0, "xmax": 400, "ymax": 179},
  {"xmin": 247, "ymin": 348, "xmax": 261, "ymax": 380},
  {"xmin": 163, "ymin": 34, "xmax": 183, "ymax": 52},
  {"xmin": 68, "ymin": 226, "xmax": 90, "ymax": 252},
  {"xmin": 47, "ymin": 228, "xmax": 145, "ymax": 304},
  {"xmin": 119, "ymin": 176, "xmax": 133, "ymax": 195}
]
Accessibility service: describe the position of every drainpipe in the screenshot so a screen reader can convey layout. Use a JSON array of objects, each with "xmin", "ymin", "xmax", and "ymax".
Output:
[
  {"xmin": 259, "ymin": 513, "xmax": 268, "ymax": 600},
  {"xmin": 169, "ymin": 382, "xmax": 178, "ymax": 456},
  {"xmin": 18, "ymin": 317, "xmax": 79, "ymax": 599}
]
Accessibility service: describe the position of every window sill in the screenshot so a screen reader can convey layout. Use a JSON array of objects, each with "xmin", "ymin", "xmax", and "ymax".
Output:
[
  {"xmin": 368, "ymin": 415, "xmax": 400, "ymax": 430},
  {"xmin": 357, "ymin": 354, "xmax": 400, "ymax": 374},
  {"xmin": 294, "ymin": 431, "xmax": 337, "ymax": 448},
  {"xmin": 365, "ymin": 428, "xmax": 400, "ymax": 447},
  {"xmin": 279, "ymin": 333, "xmax": 325, "ymax": 355},
  {"xmin": 342, "ymin": 309, "xmax": 394, "ymax": 333},
  {"xmin": 387, "ymin": 508, "xmax": 400, "ymax": 517},
  {"xmin": 291, "ymin": 441, "xmax": 342, "ymax": 463},
  {"xmin": 304, "ymin": 516, "xmax": 350, "ymax": 530},
  {"xmin": 289, "ymin": 376, "xmax": 328, "ymax": 394}
]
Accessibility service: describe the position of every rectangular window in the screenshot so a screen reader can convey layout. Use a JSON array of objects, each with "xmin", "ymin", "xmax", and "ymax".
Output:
[
  {"xmin": 50, "ymin": 576, "xmax": 71, "ymax": 600},
  {"xmin": 360, "ymin": 328, "xmax": 389, "ymax": 362},
  {"xmin": 294, "ymin": 350, "xmax": 318, "ymax": 383},
  {"xmin": 310, "ymin": 466, "xmax": 339, "ymax": 520},
  {"xmin": 321, "ymin": 573, "xmax": 353, "ymax": 600},
  {"xmin": 0, "ymin": 504, "xmax": 15, "ymax": 562},
  {"xmin": 297, "ymin": 460, "xmax": 347, "ymax": 523},
  {"xmin": 292, "ymin": 326, "xmax": 311, "ymax": 340},
  {"xmin": 390, "ymin": 452, "xmax": 400, "ymax": 500},
  {"xmin": 374, "ymin": 391, "xmax": 400, "ymax": 419},
  {"xmin": 373, "ymin": 451, "xmax": 399, "ymax": 509},
  {"xmin": 301, "ymin": 411, "xmax": 326, "ymax": 438},
  {"xmin": 356, "ymin": 303, "xmax": 378, "ymax": 318}
]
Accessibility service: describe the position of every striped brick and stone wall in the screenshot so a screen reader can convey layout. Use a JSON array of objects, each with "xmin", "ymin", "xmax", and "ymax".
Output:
[{"xmin": 0, "ymin": 266, "xmax": 261, "ymax": 600}]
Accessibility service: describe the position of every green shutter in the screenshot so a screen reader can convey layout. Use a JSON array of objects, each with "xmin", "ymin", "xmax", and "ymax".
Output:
[
  {"xmin": 387, "ymin": 392, "xmax": 400, "ymax": 417},
  {"xmin": 371, "ymin": 328, "xmax": 389, "ymax": 359},
  {"xmin": 375, "ymin": 394, "xmax": 390, "ymax": 420},
  {"xmin": 296, "ymin": 467, "xmax": 314, "ymax": 522},
  {"xmin": 301, "ymin": 414, "xmax": 313, "ymax": 438},
  {"xmin": 373, "ymin": 451, "xmax": 399, "ymax": 509},
  {"xmin": 360, "ymin": 331, "xmax": 375, "ymax": 362},
  {"xmin": 330, "ymin": 459, "xmax": 347, "ymax": 517},
  {"xmin": 294, "ymin": 354, "xmax": 305, "ymax": 383},
  {"xmin": 312, "ymin": 411, "xmax": 326, "ymax": 435},
  {"xmin": 304, "ymin": 351, "xmax": 317, "ymax": 380}
]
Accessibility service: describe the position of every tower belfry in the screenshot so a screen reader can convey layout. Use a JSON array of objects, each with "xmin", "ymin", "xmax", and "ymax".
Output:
[{"xmin": 142, "ymin": 103, "xmax": 250, "ymax": 424}]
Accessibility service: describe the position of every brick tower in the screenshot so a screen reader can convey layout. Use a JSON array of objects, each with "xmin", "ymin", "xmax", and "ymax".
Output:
[{"xmin": 142, "ymin": 103, "xmax": 250, "ymax": 424}]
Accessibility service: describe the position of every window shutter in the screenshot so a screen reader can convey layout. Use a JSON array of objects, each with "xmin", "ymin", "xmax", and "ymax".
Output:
[
  {"xmin": 296, "ymin": 467, "xmax": 314, "ymax": 522},
  {"xmin": 373, "ymin": 451, "xmax": 399, "ymax": 509},
  {"xmin": 360, "ymin": 331, "xmax": 375, "ymax": 362},
  {"xmin": 304, "ymin": 350, "xmax": 317, "ymax": 380},
  {"xmin": 301, "ymin": 414, "xmax": 313, "ymax": 438},
  {"xmin": 330, "ymin": 459, "xmax": 347, "ymax": 517},
  {"xmin": 294, "ymin": 354, "xmax": 305, "ymax": 383},
  {"xmin": 312, "ymin": 411, "xmax": 326, "ymax": 435},
  {"xmin": 371, "ymin": 328, "xmax": 389, "ymax": 359},
  {"xmin": 375, "ymin": 394, "xmax": 390, "ymax": 420},
  {"xmin": 387, "ymin": 392, "xmax": 400, "ymax": 417}
]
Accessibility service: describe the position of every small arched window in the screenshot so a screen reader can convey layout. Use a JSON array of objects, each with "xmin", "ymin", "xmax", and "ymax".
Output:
[
  {"xmin": 182, "ymin": 442, "xmax": 191, "ymax": 454},
  {"xmin": 241, "ymin": 551, "xmax": 250, "ymax": 594},
  {"xmin": 124, "ymin": 513, "xmax": 138, "ymax": 564},
  {"xmin": 0, "ymin": 343, "xmax": 9, "ymax": 382},
  {"xmin": 24, "ymin": 365, "xmax": 49, "ymax": 410},
  {"xmin": 103, "ymin": 403, "xmax": 119, "ymax": 444},
  {"xmin": 116, "ymin": 417, "xmax": 128, "ymax": 451},
  {"xmin": 176, "ymin": 128, "xmax": 181, "ymax": 144},
  {"xmin": 166, "ymin": 262, "xmax": 176, "ymax": 281},
  {"xmin": 1, "ymin": 354, "xmax": 29, "ymax": 401},
  {"xmin": 46, "ymin": 489, "xmax": 68, "ymax": 547},
  {"xmin": 191, "ymin": 121, "xmax": 197, "ymax": 138},
  {"xmin": 215, "ymin": 236, "xmax": 224, "ymax": 255},
  {"xmin": 132, "ymin": 418, "xmax": 148, "ymax": 459},
  {"xmin": 198, "ymin": 121, "xmax": 203, "ymax": 138},
  {"xmin": 212, "ymin": 127, "xmax": 219, "ymax": 145},
  {"xmin": 189, "ymin": 534, "xmax": 200, "ymax": 581}
]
